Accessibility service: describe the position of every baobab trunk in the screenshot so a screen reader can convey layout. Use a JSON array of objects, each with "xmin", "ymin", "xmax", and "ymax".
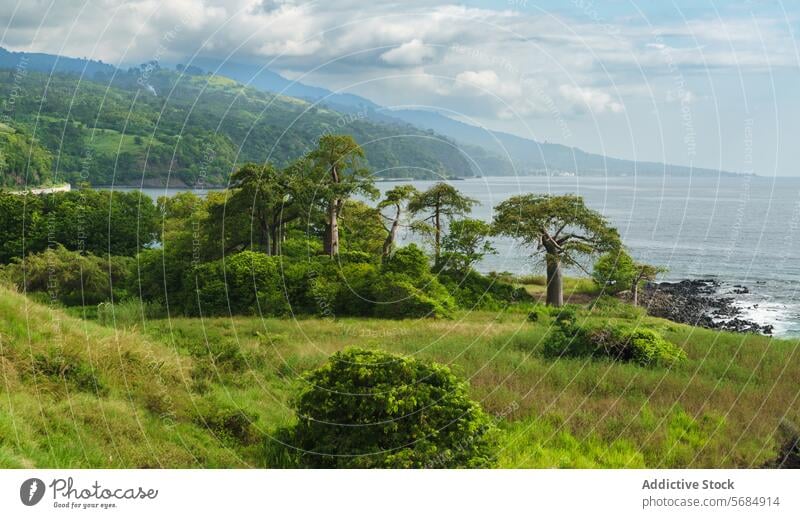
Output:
[
  {"xmin": 260, "ymin": 223, "xmax": 272, "ymax": 255},
  {"xmin": 382, "ymin": 217, "xmax": 399, "ymax": 258},
  {"xmin": 270, "ymin": 224, "xmax": 281, "ymax": 256},
  {"xmin": 434, "ymin": 208, "xmax": 441, "ymax": 263},
  {"xmin": 545, "ymin": 255, "xmax": 563, "ymax": 307},
  {"xmin": 325, "ymin": 200, "xmax": 340, "ymax": 257}
]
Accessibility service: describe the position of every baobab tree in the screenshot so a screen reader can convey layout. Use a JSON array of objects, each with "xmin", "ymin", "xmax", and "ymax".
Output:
[
  {"xmin": 408, "ymin": 182, "xmax": 477, "ymax": 263},
  {"xmin": 308, "ymin": 135, "xmax": 376, "ymax": 257},
  {"xmin": 377, "ymin": 184, "xmax": 418, "ymax": 259},
  {"xmin": 493, "ymin": 194, "xmax": 620, "ymax": 306}
]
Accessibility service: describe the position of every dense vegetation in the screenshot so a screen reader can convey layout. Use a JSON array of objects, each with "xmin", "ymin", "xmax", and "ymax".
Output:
[
  {"xmin": 0, "ymin": 188, "xmax": 157, "ymax": 263},
  {"xmin": 0, "ymin": 65, "xmax": 474, "ymax": 187},
  {"xmin": 0, "ymin": 121, "xmax": 52, "ymax": 186},
  {"xmin": 0, "ymin": 133, "xmax": 797, "ymax": 469}
]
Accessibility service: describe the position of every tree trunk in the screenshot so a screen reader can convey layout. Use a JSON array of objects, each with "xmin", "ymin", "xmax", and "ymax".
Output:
[
  {"xmin": 383, "ymin": 220, "xmax": 399, "ymax": 258},
  {"xmin": 545, "ymin": 255, "xmax": 563, "ymax": 307},
  {"xmin": 382, "ymin": 206, "xmax": 400, "ymax": 259},
  {"xmin": 270, "ymin": 224, "xmax": 280, "ymax": 256},
  {"xmin": 325, "ymin": 200, "xmax": 340, "ymax": 257},
  {"xmin": 434, "ymin": 207, "xmax": 441, "ymax": 263},
  {"xmin": 632, "ymin": 278, "xmax": 639, "ymax": 306},
  {"xmin": 260, "ymin": 222, "xmax": 272, "ymax": 255}
]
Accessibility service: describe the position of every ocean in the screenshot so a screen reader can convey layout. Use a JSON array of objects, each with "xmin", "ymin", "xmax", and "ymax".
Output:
[{"xmin": 123, "ymin": 174, "xmax": 800, "ymax": 337}]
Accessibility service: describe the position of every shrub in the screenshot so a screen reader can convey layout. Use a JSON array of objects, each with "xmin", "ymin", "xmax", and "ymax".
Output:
[
  {"xmin": 336, "ymin": 250, "xmax": 375, "ymax": 265},
  {"xmin": 189, "ymin": 251, "xmax": 289, "ymax": 316},
  {"xmin": 281, "ymin": 231, "xmax": 324, "ymax": 258},
  {"xmin": 333, "ymin": 262, "xmax": 381, "ymax": 316},
  {"xmin": 135, "ymin": 247, "xmax": 188, "ymax": 305},
  {"xmin": 3, "ymin": 246, "xmax": 132, "ymax": 305},
  {"xmin": 593, "ymin": 250, "xmax": 635, "ymax": 294},
  {"xmin": 625, "ymin": 327, "xmax": 686, "ymax": 365},
  {"xmin": 194, "ymin": 401, "xmax": 259, "ymax": 445},
  {"xmin": 373, "ymin": 276, "xmax": 454, "ymax": 319},
  {"xmin": 33, "ymin": 352, "xmax": 107, "ymax": 395},
  {"xmin": 381, "ymin": 244, "xmax": 429, "ymax": 278},
  {"xmin": 544, "ymin": 315, "xmax": 686, "ymax": 366},
  {"xmin": 283, "ymin": 348, "xmax": 498, "ymax": 468},
  {"xmin": 183, "ymin": 248, "xmax": 456, "ymax": 319},
  {"xmin": 770, "ymin": 423, "xmax": 800, "ymax": 468},
  {"xmin": 439, "ymin": 269, "xmax": 531, "ymax": 310}
]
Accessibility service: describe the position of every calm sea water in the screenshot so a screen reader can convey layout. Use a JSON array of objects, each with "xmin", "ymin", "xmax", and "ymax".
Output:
[{"xmin": 120, "ymin": 175, "xmax": 800, "ymax": 337}]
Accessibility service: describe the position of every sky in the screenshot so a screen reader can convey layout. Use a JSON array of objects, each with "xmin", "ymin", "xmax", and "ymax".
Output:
[{"xmin": 1, "ymin": 0, "xmax": 799, "ymax": 175}]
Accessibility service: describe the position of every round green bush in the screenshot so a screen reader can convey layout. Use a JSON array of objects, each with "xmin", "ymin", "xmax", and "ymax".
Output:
[{"xmin": 285, "ymin": 347, "xmax": 498, "ymax": 468}]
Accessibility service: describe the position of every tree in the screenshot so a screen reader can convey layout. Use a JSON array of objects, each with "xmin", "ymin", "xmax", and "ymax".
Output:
[
  {"xmin": 377, "ymin": 184, "xmax": 418, "ymax": 258},
  {"xmin": 308, "ymin": 135, "xmax": 376, "ymax": 257},
  {"xmin": 493, "ymin": 194, "xmax": 620, "ymax": 307},
  {"xmin": 0, "ymin": 189, "xmax": 159, "ymax": 261},
  {"xmin": 440, "ymin": 218, "xmax": 495, "ymax": 273},
  {"xmin": 592, "ymin": 249, "xmax": 666, "ymax": 304},
  {"xmin": 228, "ymin": 163, "xmax": 285, "ymax": 255},
  {"xmin": 284, "ymin": 348, "xmax": 498, "ymax": 468},
  {"xmin": 408, "ymin": 182, "xmax": 477, "ymax": 263},
  {"xmin": 630, "ymin": 261, "xmax": 667, "ymax": 306},
  {"xmin": 338, "ymin": 200, "xmax": 385, "ymax": 256}
]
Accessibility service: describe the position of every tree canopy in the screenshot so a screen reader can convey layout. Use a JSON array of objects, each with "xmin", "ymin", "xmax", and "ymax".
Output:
[
  {"xmin": 377, "ymin": 184, "xmax": 418, "ymax": 258},
  {"xmin": 409, "ymin": 182, "xmax": 477, "ymax": 262},
  {"xmin": 308, "ymin": 135, "xmax": 377, "ymax": 256},
  {"xmin": 493, "ymin": 194, "xmax": 620, "ymax": 306}
]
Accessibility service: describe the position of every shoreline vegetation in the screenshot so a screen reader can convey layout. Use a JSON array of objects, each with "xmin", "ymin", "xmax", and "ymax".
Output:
[{"xmin": 0, "ymin": 134, "xmax": 797, "ymax": 469}]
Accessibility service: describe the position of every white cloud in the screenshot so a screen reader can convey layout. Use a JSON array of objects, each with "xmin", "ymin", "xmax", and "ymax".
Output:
[
  {"xmin": 558, "ymin": 84, "xmax": 625, "ymax": 114},
  {"xmin": 0, "ymin": 0, "xmax": 792, "ymax": 126},
  {"xmin": 380, "ymin": 39, "xmax": 435, "ymax": 65}
]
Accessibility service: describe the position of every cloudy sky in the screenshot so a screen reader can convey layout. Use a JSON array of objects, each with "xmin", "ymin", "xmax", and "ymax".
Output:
[{"xmin": 2, "ymin": 0, "xmax": 799, "ymax": 175}]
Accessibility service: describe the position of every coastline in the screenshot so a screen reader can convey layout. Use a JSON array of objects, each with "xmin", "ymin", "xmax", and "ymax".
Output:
[{"xmin": 640, "ymin": 279, "xmax": 776, "ymax": 335}]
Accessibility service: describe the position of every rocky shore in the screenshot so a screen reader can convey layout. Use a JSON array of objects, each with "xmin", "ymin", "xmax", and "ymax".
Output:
[{"xmin": 639, "ymin": 279, "xmax": 774, "ymax": 335}]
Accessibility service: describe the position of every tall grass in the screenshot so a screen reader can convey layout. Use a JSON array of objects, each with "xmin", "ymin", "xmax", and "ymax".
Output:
[{"xmin": 1, "ymin": 284, "xmax": 798, "ymax": 468}]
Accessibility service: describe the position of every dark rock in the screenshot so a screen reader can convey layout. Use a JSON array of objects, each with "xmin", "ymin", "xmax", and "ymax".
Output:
[{"xmin": 640, "ymin": 279, "xmax": 772, "ymax": 335}]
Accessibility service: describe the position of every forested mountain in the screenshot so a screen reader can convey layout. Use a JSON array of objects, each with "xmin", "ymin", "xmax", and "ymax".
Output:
[{"xmin": 0, "ymin": 60, "xmax": 474, "ymax": 187}]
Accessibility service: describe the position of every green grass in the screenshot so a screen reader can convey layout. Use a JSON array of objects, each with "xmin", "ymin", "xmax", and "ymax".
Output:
[
  {"xmin": 1, "ymin": 284, "xmax": 799, "ymax": 468},
  {"xmin": 86, "ymin": 129, "xmax": 151, "ymax": 155}
]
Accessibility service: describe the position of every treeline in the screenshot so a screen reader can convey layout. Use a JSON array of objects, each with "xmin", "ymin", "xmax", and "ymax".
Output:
[
  {"xmin": 1, "ymin": 134, "xmax": 666, "ymax": 323},
  {"xmin": 0, "ymin": 135, "xmax": 526, "ymax": 318}
]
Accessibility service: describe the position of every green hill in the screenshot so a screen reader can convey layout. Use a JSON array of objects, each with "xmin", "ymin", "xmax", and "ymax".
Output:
[{"xmin": 0, "ymin": 66, "xmax": 474, "ymax": 187}]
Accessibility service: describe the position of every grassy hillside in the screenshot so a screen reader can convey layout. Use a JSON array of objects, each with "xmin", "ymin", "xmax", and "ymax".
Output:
[
  {"xmin": 0, "ymin": 286, "xmax": 251, "ymax": 467},
  {"xmin": 0, "ymin": 66, "xmax": 474, "ymax": 187},
  {"xmin": 1, "ymin": 280, "xmax": 798, "ymax": 468}
]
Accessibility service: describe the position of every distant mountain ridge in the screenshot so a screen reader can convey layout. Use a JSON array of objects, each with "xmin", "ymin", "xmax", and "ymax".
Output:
[
  {"xmin": 0, "ymin": 47, "xmax": 740, "ymax": 185},
  {"xmin": 190, "ymin": 56, "xmax": 740, "ymax": 178}
]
